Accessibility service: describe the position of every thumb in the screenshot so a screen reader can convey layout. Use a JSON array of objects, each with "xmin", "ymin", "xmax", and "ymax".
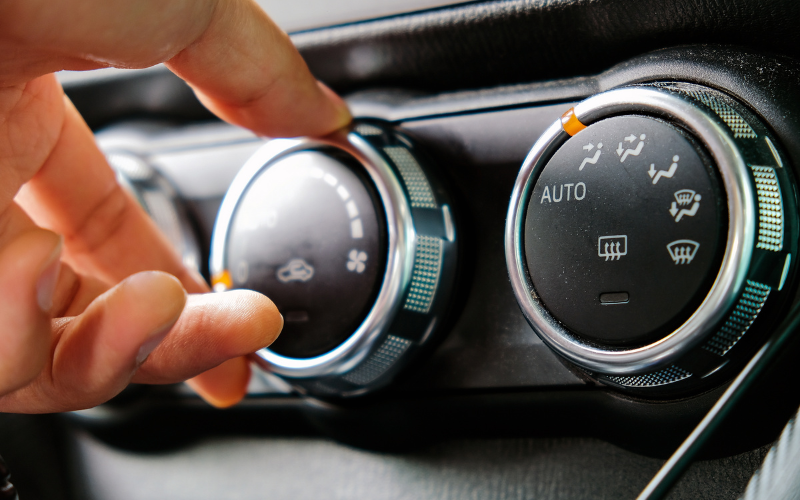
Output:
[
  {"xmin": 47, "ymin": 271, "xmax": 187, "ymax": 411},
  {"xmin": 0, "ymin": 229, "xmax": 62, "ymax": 395}
]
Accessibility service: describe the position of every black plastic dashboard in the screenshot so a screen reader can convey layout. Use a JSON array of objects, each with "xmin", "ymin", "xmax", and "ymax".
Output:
[
  {"xmin": 4, "ymin": 1, "xmax": 800, "ymax": 499},
  {"xmin": 63, "ymin": 46, "xmax": 800, "ymax": 453}
]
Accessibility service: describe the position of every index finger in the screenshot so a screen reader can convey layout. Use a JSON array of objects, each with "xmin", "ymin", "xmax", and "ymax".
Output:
[{"xmin": 0, "ymin": 0, "xmax": 351, "ymax": 137}]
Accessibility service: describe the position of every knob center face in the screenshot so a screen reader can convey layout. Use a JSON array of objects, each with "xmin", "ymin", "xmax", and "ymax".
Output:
[
  {"xmin": 524, "ymin": 115, "xmax": 726, "ymax": 345},
  {"xmin": 226, "ymin": 151, "xmax": 386, "ymax": 358}
]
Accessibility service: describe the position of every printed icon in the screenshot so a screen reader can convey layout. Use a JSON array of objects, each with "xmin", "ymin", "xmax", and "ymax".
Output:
[
  {"xmin": 346, "ymin": 249, "xmax": 368, "ymax": 273},
  {"xmin": 598, "ymin": 235, "xmax": 628, "ymax": 261},
  {"xmin": 616, "ymin": 134, "xmax": 646, "ymax": 162},
  {"xmin": 669, "ymin": 189, "xmax": 701, "ymax": 222},
  {"xmin": 648, "ymin": 155, "xmax": 680, "ymax": 185},
  {"xmin": 539, "ymin": 182, "xmax": 587, "ymax": 203},
  {"xmin": 667, "ymin": 240, "xmax": 700, "ymax": 264},
  {"xmin": 277, "ymin": 258, "xmax": 315, "ymax": 283},
  {"xmin": 579, "ymin": 142, "xmax": 603, "ymax": 171}
]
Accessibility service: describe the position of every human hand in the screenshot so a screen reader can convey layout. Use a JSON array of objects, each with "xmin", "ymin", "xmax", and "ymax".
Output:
[{"xmin": 0, "ymin": 0, "xmax": 351, "ymax": 412}]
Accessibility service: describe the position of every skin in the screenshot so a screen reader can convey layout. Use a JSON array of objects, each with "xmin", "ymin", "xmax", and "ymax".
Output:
[{"xmin": 0, "ymin": 0, "xmax": 351, "ymax": 412}]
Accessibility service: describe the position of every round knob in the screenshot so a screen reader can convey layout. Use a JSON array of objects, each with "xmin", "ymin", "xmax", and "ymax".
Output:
[
  {"xmin": 507, "ymin": 83, "xmax": 798, "ymax": 395},
  {"xmin": 221, "ymin": 151, "xmax": 385, "ymax": 359},
  {"xmin": 525, "ymin": 115, "xmax": 725, "ymax": 346},
  {"xmin": 211, "ymin": 122, "xmax": 457, "ymax": 396}
]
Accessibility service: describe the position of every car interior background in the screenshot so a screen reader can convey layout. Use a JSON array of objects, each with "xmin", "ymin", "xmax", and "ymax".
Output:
[{"xmin": 2, "ymin": 0, "xmax": 800, "ymax": 499}]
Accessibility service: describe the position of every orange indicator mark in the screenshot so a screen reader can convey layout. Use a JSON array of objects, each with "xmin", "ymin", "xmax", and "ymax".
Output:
[
  {"xmin": 561, "ymin": 108, "xmax": 587, "ymax": 136},
  {"xmin": 211, "ymin": 270, "xmax": 233, "ymax": 292}
]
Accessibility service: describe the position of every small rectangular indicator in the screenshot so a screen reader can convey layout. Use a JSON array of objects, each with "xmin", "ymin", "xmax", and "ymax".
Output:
[
  {"xmin": 284, "ymin": 311, "xmax": 310, "ymax": 323},
  {"xmin": 351, "ymin": 219, "xmax": 364, "ymax": 238},
  {"xmin": 346, "ymin": 200, "xmax": 359, "ymax": 218},
  {"xmin": 600, "ymin": 292, "xmax": 629, "ymax": 304}
]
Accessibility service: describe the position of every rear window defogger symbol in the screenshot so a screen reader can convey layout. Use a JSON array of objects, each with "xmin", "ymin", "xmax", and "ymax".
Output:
[{"xmin": 598, "ymin": 235, "xmax": 628, "ymax": 261}]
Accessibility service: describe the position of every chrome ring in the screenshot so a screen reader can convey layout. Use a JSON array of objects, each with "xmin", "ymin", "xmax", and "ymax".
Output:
[
  {"xmin": 505, "ymin": 87, "xmax": 756, "ymax": 375},
  {"xmin": 210, "ymin": 130, "xmax": 416, "ymax": 378}
]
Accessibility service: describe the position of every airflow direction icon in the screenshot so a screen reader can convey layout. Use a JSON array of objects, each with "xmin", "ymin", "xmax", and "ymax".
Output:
[
  {"xmin": 667, "ymin": 240, "xmax": 700, "ymax": 264},
  {"xmin": 669, "ymin": 189, "xmax": 701, "ymax": 222}
]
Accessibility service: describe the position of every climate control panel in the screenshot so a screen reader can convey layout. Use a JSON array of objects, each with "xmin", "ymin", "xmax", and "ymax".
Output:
[
  {"xmin": 507, "ymin": 83, "xmax": 798, "ymax": 395},
  {"xmin": 525, "ymin": 114, "xmax": 725, "ymax": 346},
  {"xmin": 79, "ymin": 48, "xmax": 800, "ymax": 455}
]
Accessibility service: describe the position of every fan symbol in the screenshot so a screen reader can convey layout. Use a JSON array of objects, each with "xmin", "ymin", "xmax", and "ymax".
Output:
[{"xmin": 347, "ymin": 250, "xmax": 368, "ymax": 273}]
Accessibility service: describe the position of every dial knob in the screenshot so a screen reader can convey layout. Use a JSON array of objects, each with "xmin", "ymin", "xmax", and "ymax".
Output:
[
  {"xmin": 507, "ymin": 83, "xmax": 798, "ymax": 395},
  {"xmin": 525, "ymin": 114, "xmax": 725, "ymax": 346},
  {"xmin": 211, "ymin": 121, "xmax": 457, "ymax": 396},
  {"xmin": 221, "ymin": 151, "xmax": 386, "ymax": 359}
]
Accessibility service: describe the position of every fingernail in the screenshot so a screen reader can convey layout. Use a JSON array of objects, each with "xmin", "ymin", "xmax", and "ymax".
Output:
[
  {"xmin": 318, "ymin": 82, "xmax": 352, "ymax": 128},
  {"xmin": 134, "ymin": 324, "xmax": 172, "ymax": 367},
  {"xmin": 36, "ymin": 237, "xmax": 63, "ymax": 314},
  {"xmin": 124, "ymin": 271, "xmax": 187, "ymax": 369}
]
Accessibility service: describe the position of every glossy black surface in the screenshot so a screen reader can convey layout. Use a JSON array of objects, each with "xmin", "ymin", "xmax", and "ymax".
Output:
[
  {"xmin": 226, "ymin": 151, "xmax": 386, "ymax": 358},
  {"xmin": 0, "ymin": 454, "xmax": 13, "ymax": 500},
  {"xmin": 525, "ymin": 115, "xmax": 725, "ymax": 345}
]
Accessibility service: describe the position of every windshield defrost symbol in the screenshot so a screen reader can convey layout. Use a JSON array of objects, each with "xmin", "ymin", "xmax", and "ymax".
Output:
[{"xmin": 667, "ymin": 240, "xmax": 700, "ymax": 265}]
